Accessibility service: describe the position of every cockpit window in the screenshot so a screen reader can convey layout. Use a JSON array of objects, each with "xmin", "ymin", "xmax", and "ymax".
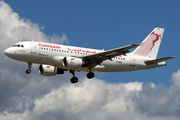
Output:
[{"xmin": 12, "ymin": 44, "xmax": 24, "ymax": 47}]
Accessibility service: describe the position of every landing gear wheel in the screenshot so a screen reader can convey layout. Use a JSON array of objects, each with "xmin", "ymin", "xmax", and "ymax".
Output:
[
  {"xmin": 87, "ymin": 72, "xmax": 95, "ymax": 79},
  {"xmin": 69, "ymin": 70, "xmax": 79, "ymax": 83},
  {"xmin": 70, "ymin": 77, "xmax": 78, "ymax": 83},
  {"xmin": 26, "ymin": 69, "xmax": 31, "ymax": 74}
]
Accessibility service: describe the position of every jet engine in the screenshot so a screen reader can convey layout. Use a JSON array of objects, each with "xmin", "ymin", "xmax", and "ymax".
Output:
[
  {"xmin": 63, "ymin": 57, "xmax": 84, "ymax": 68},
  {"xmin": 52, "ymin": 56, "xmax": 65, "ymax": 66},
  {"xmin": 39, "ymin": 65, "xmax": 64, "ymax": 76}
]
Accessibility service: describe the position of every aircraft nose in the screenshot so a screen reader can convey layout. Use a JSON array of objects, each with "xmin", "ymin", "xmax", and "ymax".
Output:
[{"xmin": 4, "ymin": 48, "xmax": 13, "ymax": 57}]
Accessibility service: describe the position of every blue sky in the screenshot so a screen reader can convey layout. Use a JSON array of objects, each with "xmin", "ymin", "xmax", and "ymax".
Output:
[
  {"xmin": 1, "ymin": 1, "xmax": 180, "ymax": 119},
  {"xmin": 6, "ymin": 0, "xmax": 178, "ymax": 86}
]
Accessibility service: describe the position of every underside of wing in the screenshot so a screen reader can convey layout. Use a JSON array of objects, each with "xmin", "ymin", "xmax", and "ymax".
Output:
[
  {"xmin": 145, "ymin": 56, "xmax": 175, "ymax": 65},
  {"xmin": 83, "ymin": 44, "xmax": 139, "ymax": 67}
]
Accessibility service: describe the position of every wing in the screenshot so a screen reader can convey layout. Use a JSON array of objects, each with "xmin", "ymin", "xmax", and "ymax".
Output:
[
  {"xmin": 145, "ymin": 56, "xmax": 175, "ymax": 65},
  {"xmin": 83, "ymin": 44, "xmax": 139, "ymax": 67}
]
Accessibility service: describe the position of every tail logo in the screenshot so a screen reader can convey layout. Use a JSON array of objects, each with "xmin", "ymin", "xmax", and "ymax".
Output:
[
  {"xmin": 133, "ymin": 31, "xmax": 162, "ymax": 57},
  {"xmin": 150, "ymin": 31, "xmax": 161, "ymax": 50}
]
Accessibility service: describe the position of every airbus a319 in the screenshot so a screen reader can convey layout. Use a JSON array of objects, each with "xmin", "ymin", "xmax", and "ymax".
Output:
[{"xmin": 4, "ymin": 28, "xmax": 175, "ymax": 83}]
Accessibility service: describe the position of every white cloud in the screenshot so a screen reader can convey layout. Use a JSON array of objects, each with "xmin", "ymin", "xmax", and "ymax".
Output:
[
  {"xmin": 33, "ymin": 79, "xmax": 142, "ymax": 115},
  {"xmin": 50, "ymin": 33, "xmax": 69, "ymax": 44},
  {"xmin": 172, "ymin": 69, "xmax": 180, "ymax": 86},
  {"xmin": 0, "ymin": 78, "xmax": 180, "ymax": 120},
  {"xmin": 29, "ymin": 78, "xmax": 180, "ymax": 120}
]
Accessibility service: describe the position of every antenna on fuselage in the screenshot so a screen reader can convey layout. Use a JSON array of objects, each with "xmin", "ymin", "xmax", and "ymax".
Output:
[{"xmin": 32, "ymin": 39, "xmax": 34, "ymax": 42}]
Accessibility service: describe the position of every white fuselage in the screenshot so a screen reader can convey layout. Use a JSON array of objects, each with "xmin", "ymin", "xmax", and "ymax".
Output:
[{"xmin": 4, "ymin": 41, "xmax": 166, "ymax": 72}]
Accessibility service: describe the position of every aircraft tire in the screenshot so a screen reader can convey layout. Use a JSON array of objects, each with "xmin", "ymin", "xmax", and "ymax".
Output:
[
  {"xmin": 26, "ymin": 70, "xmax": 31, "ymax": 74},
  {"xmin": 70, "ymin": 77, "xmax": 78, "ymax": 83},
  {"xmin": 87, "ymin": 72, "xmax": 95, "ymax": 79}
]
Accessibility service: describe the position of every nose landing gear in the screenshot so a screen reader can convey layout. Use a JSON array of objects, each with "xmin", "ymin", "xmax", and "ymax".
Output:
[{"xmin": 26, "ymin": 62, "xmax": 32, "ymax": 74}]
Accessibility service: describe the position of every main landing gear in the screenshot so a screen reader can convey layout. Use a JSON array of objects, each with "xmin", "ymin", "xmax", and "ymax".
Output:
[
  {"xmin": 26, "ymin": 62, "xmax": 32, "ymax": 74},
  {"xmin": 69, "ymin": 70, "xmax": 95, "ymax": 84},
  {"xmin": 69, "ymin": 70, "xmax": 78, "ymax": 83},
  {"xmin": 87, "ymin": 72, "xmax": 95, "ymax": 79},
  {"xmin": 86, "ymin": 66, "xmax": 95, "ymax": 79}
]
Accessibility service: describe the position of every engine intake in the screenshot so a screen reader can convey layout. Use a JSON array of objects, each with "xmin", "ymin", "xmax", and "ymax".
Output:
[
  {"xmin": 39, "ymin": 65, "xmax": 64, "ymax": 76},
  {"xmin": 63, "ymin": 57, "xmax": 84, "ymax": 68}
]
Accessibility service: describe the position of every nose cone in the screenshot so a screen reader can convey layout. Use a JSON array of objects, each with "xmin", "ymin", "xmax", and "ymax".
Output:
[
  {"xmin": 4, "ymin": 48, "xmax": 9, "ymax": 56},
  {"xmin": 4, "ymin": 48, "xmax": 13, "ymax": 57}
]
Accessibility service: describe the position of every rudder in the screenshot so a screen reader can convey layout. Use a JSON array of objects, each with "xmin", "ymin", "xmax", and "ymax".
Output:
[{"xmin": 133, "ymin": 28, "xmax": 164, "ymax": 58}]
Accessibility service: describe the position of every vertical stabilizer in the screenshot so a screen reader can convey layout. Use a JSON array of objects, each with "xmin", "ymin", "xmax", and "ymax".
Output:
[{"xmin": 133, "ymin": 28, "xmax": 164, "ymax": 58}]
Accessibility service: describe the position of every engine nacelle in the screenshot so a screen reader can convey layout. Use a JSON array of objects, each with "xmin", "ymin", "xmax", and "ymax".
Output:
[
  {"xmin": 52, "ymin": 56, "xmax": 65, "ymax": 67},
  {"xmin": 39, "ymin": 65, "xmax": 64, "ymax": 76},
  {"xmin": 63, "ymin": 57, "xmax": 83, "ymax": 68}
]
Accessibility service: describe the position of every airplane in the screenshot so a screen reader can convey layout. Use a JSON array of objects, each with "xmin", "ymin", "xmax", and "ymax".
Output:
[{"xmin": 4, "ymin": 28, "xmax": 175, "ymax": 83}]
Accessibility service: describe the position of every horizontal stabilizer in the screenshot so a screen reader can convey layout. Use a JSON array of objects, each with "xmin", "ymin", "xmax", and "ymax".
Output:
[{"xmin": 145, "ymin": 56, "xmax": 175, "ymax": 65}]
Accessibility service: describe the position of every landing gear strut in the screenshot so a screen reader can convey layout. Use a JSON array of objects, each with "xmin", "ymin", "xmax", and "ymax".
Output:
[
  {"xmin": 69, "ymin": 70, "xmax": 78, "ymax": 83},
  {"xmin": 26, "ymin": 62, "xmax": 32, "ymax": 74}
]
